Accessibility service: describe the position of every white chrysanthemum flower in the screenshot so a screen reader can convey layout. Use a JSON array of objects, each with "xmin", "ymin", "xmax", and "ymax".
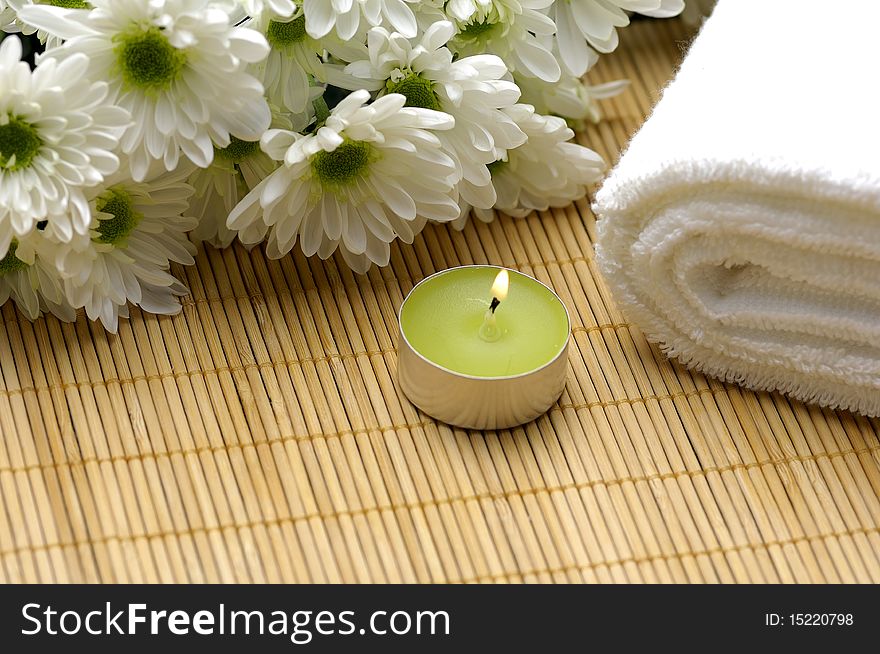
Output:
[
  {"xmin": 234, "ymin": 0, "xmax": 297, "ymax": 20},
  {"xmin": 515, "ymin": 72, "xmax": 628, "ymax": 126},
  {"xmin": 447, "ymin": 0, "xmax": 559, "ymax": 82},
  {"xmin": 302, "ymin": 0, "xmax": 419, "ymax": 40},
  {"xmin": 0, "ymin": 35, "xmax": 129, "ymax": 250},
  {"xmin": 3, "ymin": 0, "xmax": 89, "ymax": 48},
  {"xmin": 1, "ymin": 0, "xmax": 24, "ymax": 34},
  {"xmin": 0, "ymin": 229, "xmax": 76, "ymax": 321},
  {"xmin": 411, "ymin": 0, "xmax": 446, "ymax": 30},
  {"xmin": 549, "ymin": 0, "xmax": 684, "ymax": 76},
  {"xmin": 188, "ymin": 137, "xmax": 273, "ymax": 248},
  {"xmin": 0, "ymin": 1, "xmax": 13, "ymax": 28},
  {"xmin": 20, "ymin": 0, "xmax": 272, "ymax": 182},
  {"xmin": 229, "ymin": 90, "xmax": 460, "ymax": 273},
  {"xmin": 56, "ymin": 163, "xmax": 197, "ymax": 332},
  {"xmin": 189, "ymin": 106, "xmax": 293, "ymax": 248},
  {"xmin": 248, "ymin": 9, "xmax": 366, "ymax": 114},
  {"xmin": 341, "ymin": 21, "xmax": 526, "ymax": 210},
  {"xmin": 454, "ymin": 104, "xmax": 605, "ymax": 227}
]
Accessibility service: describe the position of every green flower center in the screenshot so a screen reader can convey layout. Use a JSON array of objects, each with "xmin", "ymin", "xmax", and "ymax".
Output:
[
  {"xmin": 385, "ymin": 72, "xmax": 443, "ymax": 111},
  {"xmin": 216, "ymin": 136, "xmax": 261, "ymax": 164},
  {"xmin": 95, "ymin": 188, "xmax": 142, "ymax": 246},
  {"xmin": 266, "ymin": 15, "xmax": 307, "ymax": 49},
  {"xmin": 44, "ymin": 0, "xmax": 91, "ymax": 8},
  {"xmin": 0, "ymin": 242, "xmax": 27, "ymax": 276},
  {"xmin": 311, "ymin": 139, "xmax": 375, "ymax": 188},
  {"xmin": 0, "ymin": 116, "xmax": 43, "ymax": 171},
  {"xmin": 114, "ymin": 26, "xmax": 187, "ymax": 95}
]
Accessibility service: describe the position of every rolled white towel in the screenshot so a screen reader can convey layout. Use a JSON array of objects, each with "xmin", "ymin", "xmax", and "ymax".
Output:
[{"xmin": 594, "ymin": 0, "xmax": 880, "ymax": 415}]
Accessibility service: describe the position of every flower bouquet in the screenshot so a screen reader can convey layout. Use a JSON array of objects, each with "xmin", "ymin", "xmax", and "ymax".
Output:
[{"xmin": 0, "ymin": 0, "xmax": 683, "ymax": 331}]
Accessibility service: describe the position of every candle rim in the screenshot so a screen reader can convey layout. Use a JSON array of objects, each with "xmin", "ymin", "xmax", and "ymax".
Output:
[{"xmin": 398, "ymin": 265, "xmax": 571, "ymax": 381}]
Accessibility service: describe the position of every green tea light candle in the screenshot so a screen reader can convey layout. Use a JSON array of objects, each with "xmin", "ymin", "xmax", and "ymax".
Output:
[{"xmin": 398, "ymin": 266, "xmax": 570, "ymax": 429}]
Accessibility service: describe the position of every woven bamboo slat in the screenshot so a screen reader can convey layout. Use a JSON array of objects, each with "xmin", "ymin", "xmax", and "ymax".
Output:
[{"xmin": 1, "ymin": 18, "xmax": 878, "ymax": 584}]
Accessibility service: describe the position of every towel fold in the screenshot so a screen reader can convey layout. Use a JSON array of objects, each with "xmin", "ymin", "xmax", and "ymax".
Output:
[{"xmin": 594, "ymin": 0, "xmax": 880, "ymax": 415}]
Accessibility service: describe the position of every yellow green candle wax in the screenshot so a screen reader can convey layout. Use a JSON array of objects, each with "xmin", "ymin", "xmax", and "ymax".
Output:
[{"xmin": 399, "ymin": 267, "xmax": 569, "ymax": 378}]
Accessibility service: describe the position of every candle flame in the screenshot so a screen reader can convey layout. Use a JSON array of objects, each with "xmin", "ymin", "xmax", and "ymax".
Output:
[{"xmin": 491, "ymin": 269, "xmax": 509, "ymax": 301}]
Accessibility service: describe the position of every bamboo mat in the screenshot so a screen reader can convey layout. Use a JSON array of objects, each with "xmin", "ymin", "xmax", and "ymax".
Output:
[{"xmin": 2, "ymin": 18, "xmax": 879, "ymax": 584}]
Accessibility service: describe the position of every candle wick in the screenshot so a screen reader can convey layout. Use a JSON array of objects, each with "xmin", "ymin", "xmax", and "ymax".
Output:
[{"xmin": 479, "ymin": 302, "xmax": 502, "ymax": 343}]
